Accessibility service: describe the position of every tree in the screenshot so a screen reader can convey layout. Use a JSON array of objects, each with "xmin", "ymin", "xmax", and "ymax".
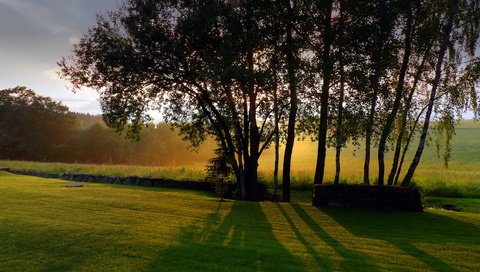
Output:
[
  {"xmin": 0, "ymin": 86, "xmax": 80, "ymax": 162},
  {"xmin": 59, "ymin": 0, "xmax": 281, "ymax": 200},
  {"xmin": 310, "ymin": 0, "xmax": 335, "ymax": 185},
  {"xmin": 377, "ymin": 0, "xmax": 414, "ymax": 185},
  {"xmin": 58, "ymin": 0, "xmax": 480, "ymax": 202},
  {"xmin": 278, "ymin": 0, "xmax": 306, "ymax": 202},
  {"xmin": 402, "ymin": 0, "xmax": 480, "ymax": 186}
]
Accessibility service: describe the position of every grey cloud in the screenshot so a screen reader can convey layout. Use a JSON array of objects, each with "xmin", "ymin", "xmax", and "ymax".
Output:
[{"xmin": 0, "ymin": 0, "xmax": 119, "ymax": 115}]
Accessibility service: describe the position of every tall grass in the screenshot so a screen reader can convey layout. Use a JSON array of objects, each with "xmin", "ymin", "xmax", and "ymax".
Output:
[{"xmin": 3, "ymin": 159, "xmax": 480, "ymax": 198}]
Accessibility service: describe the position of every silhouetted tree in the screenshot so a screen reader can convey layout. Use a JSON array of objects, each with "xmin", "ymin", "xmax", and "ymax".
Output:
[{"xmin": 0, "ymin": 87, "xmax": 80, "ymax": 162}]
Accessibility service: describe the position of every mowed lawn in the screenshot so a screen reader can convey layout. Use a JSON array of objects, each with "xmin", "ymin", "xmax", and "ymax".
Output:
[{"xmin": 1, "ymin": 171, "xmax": 480, "ymax": 271}]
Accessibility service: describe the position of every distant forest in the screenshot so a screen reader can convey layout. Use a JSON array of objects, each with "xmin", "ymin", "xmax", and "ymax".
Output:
[{"xmin": 0, "ymin": 87, "xmax": 214, "ymax": 166}]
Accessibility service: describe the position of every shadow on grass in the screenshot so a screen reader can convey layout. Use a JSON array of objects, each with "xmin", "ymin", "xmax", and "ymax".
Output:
[
  {"xmin": 0, "ymin": 221, "xmax": 124, "ymax": 272},
  {"xmin": 289, "ymin": 204, "xmax": 378, "ymax": 272},
  {"xmin": 320, "ymin": 207, "xmax": 480, "ymax": 272},
  {"xmin": 148, "ymin": 201, "xmax": 305, "ymax": 272},
  {"xmin": 275, "ymin": 203, "xmax": 333, "ymax": 271}
]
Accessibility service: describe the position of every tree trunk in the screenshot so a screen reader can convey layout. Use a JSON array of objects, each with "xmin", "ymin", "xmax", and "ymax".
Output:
[
  {"xmin": 244, "ymin": 156, "xmax": 259, "ymax": 200},
  {"xmin": 282, "ymin": 1, "xmax": 297, "ymax": 202},
  {"xmin": 243, "ymin": 1, "xmax": 259, "ymax": 200},
  {"xmin": 402, "ymin": 0, "xmax": 457, "ymax": 186},
  {"xmin": 273, "ymin": 117, "xmax": 279, "ymax": 200},
  {"xmin": 363, "ymin": 94, "xmax": 377, "ymax": 185},
  {"xmin": 378, "ymin": 0, "xmax": 413, "ymax": 185},
  {"xmin": 388, "ymin": 41, "xmax": 432, "ymax": 185},
  {"xmin": 273, "ymin": 57, "xmax": 280, "ymax": 200},
  {"xmin": 314, "ymin": 0, "xmax": 334, "ymax": 185},
  {"xmin": 364, "ymin": 0, "xmax": 388, "ymax": 186},
  {"xmin": 334, "ymin": 0, "xmax": 346, "ymax": 185},
  {"xmin": 394, "ymin": 105, "xmax": 426, "ymax": 185}
]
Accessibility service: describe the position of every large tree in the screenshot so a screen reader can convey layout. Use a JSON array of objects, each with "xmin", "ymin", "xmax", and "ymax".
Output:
[
  {"xmin": 59, "ymin": 0, "xmax": 285, "ymax": 200},
  {"xmin": 402, "ymin": 0, "xmax": 480, "ymax": 186}
]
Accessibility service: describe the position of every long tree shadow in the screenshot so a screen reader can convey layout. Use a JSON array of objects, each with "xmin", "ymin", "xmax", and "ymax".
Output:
[
  {"xmin": 319, "ymin": 207, "xmax": 480, "ymax": 271},
  {"xmin": 290, "ymin": 204, "xmax": 378, "ymax": 272},
  {"xmin": 275, "ymin": 203, "xmax": 333, "ymax": 271},
  {"xmin": 148, "ymin": 201, "xmax": 305, "ymax": 272}
]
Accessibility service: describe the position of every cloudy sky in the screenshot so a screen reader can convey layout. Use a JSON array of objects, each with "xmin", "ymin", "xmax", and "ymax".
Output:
[{"xmin": 0, "ymin": 0, "xmax": 120, "ymax": 114}]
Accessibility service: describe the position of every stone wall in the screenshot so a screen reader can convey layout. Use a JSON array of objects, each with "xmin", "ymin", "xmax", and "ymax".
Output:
[
  {"xmin": 312, "ymin": 184, "xmax": 423, "ymax": 211},
  {"xmin": 7, "ymin": 170, "xmax": 215, "ymax": 192}
]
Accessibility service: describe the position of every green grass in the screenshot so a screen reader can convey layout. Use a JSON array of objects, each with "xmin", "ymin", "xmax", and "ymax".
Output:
[
  {"xmin": 1, "ymin": 121, "xmax": 479, "ymax": 197},
  {"xmin": 424, "ymin": 196, "xmax": 480, "ymax": 213},
  {"xmin": 2, "ymin": 158, "xmax": 480, "ymax": 198},
  {"xmin": 1, "ymin": 171, "xmax": 480, "ymax": 271},
  {"xmin": 0, "ymin": 160, "xmax": 207, "ymax": 181}
]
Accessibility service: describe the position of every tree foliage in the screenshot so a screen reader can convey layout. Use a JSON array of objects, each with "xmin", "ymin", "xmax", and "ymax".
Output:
[
  {"xmin": 0, "ymin": 87, "xmax": 79, "ymax": 161},
  {"xmin": 0, "ymin": 87, "xmax": 215, "ymax": 165},
  {"xmin": 58, "ymin": 0, "xmax": 480, "ymax": 201}
]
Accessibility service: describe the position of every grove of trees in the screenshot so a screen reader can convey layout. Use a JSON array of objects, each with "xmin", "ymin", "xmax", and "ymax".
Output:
[
  {"xmin": 0, "ymin": 87, "xmax": 214, "ymax": 166},
  {"xmin": 55, "ymin": 0, "xmax": 480, "ymax": 201}
]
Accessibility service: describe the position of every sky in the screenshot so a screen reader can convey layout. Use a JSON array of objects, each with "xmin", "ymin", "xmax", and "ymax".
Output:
[
  {"xmin": 0, "ymin": 0, "xmax": 474, "ymax": 120},
  {"xmin": 0, "ymin": 0, "xmax": 120, "ymax": 114}
]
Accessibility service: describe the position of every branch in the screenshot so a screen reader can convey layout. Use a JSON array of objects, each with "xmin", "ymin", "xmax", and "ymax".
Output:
[{"xmin": 259, "ymin": 129, "xmax": 276, "ymax": 156}]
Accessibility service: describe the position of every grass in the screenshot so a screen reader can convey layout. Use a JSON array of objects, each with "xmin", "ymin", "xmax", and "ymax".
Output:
[
  {"xmin": 423, "ymin": 196, "xmax": 480, "ymax": 213},
  {"xmin": 2, "ymin": 158, "xmax": 480, "ymax": 198},
  {"xmin": 1, "ymin": 121, "xmax": 479, "ymax": 197},
  {"xmin": 0, "ymin": 160, "xmax": 207, "ymax": 181},
  {"xmin": 1, "ymin": 171, "xmax": 480, "ymax": 271}
]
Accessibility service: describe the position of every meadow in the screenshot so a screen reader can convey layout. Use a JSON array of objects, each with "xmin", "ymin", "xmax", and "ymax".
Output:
[
  {"xmin": 2, "ymin": 121, "xmax": 479, "ymax": 199},
  {"xmin": 1, "ymin": 171, "xmax": 479, "ymax": 271}
]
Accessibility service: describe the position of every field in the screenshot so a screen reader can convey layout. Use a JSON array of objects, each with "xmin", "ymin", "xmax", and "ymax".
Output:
[
  {"xmin": 1, "ymin": 121, "xmax": 479, "ymax": 199},
  {"xmin": 1, "ymin": 171, "xmax": 479, "ymax": 271}
]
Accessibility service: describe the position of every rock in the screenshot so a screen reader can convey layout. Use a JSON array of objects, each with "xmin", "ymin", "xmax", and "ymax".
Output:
[
  {"xmin": 0, "ymin": 167, "xmax": 10, "ymax": 171},
  {"xmin": 65, "ymin": 184, "xmax": 84, "ymax": 188},
  {"xmin": 62, "ymin": 173, "xmax": 73, "ymax": 180},
  {"xmin": 43, "ymin": 173, "xmax": 59, "ymax": 178}
]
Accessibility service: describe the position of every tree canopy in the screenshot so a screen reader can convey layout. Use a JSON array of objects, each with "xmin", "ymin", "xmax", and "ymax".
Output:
[{"xmin": 59, "ymin": 0, "xmax": 480, "ymax": 201}]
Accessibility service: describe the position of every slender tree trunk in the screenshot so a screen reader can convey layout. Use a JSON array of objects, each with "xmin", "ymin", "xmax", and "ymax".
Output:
[
  {"xmin": 247, "ymin": 87, "xmax": 259, "ymax": 200},
  {"xmin": 394, "ymin": 105, "xmax": 426, "ymax": 185},
  {"xmin": 363, "ymin": 93, "xmax": 377, "ymax": 185},
  {"xmin": 314, "ymin": 0, "xmax": 334, "ymax": 185},
  {"xmin": 334, "ymin": 0, "xmax": 345, "ymax": 185},
  {"xmin": 364, "ymin": 0, "xmax": 388, "ymax": 185},
  {"xmin": 273, "ymin": 115, "xmax": 280, "ymax": 200},
  {"xmin": 378, "ymin": 0, "xmax": 413, "ymax": 185},
  {"xmin": 388, "ymin": 42, "xmax": 432, "ymax": 185},
  {"xmin": 273, "ymin": 58, "xmax": 280, "ymax": 200},
  {"xmin": 195, "ymin": 92, "xmax": 244, "ymax": 198},
  {"xmin": 334, "ymin": 81, "xmax": 344, "ymax": 185},
  {"xmin": 241, "ymin": 91, "xmax": 249, "ymax": 199},
  {"xmin": 282, "ymin": 1, "xmax": 297, "ymax": 202},
  {"xmin": 402, "ymin": 0, "xmax": 457, "ymax": 186}
]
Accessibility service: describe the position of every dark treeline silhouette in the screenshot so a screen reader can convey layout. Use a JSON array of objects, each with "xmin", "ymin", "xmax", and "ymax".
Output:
[{"xmin": 0, "ymin": 87, "xmax": 214, "ymax": 166}]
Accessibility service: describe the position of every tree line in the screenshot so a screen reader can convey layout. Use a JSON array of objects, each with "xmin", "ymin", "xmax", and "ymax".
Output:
[
  {"xmin": 0, "ymin": 87, "xmax": 214, "ymax": 165},
  {"xmin": 58, "ymin": 0, "xmax": 480, "ymax": 201}
]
